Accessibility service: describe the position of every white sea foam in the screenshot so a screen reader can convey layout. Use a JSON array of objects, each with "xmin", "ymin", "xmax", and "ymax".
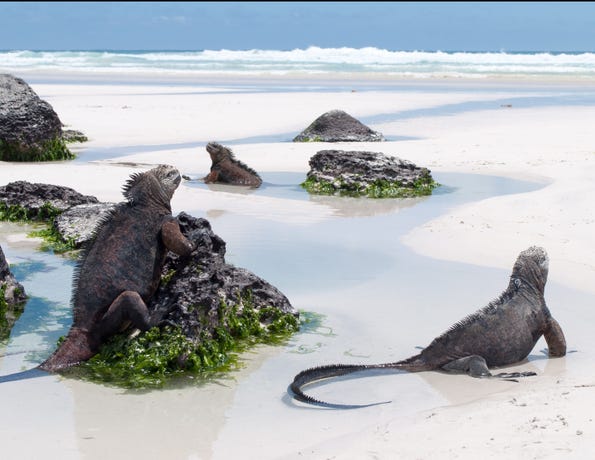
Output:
[{"xmin": 2, "ymin": 47, "xmax": 595, "ymax": 79}]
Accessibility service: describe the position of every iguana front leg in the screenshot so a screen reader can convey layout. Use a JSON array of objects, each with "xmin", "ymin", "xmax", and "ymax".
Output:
[
  {"xmin": 203, "ymin": 170, "xmax": 219, "ymax": 183},
  {"xmin": 544, "ymin": 317, "xmax": 566, "ymax": 357},
  {"xmin": 161, "ymin": 219, "xmax": 195, "ymax": 256}
]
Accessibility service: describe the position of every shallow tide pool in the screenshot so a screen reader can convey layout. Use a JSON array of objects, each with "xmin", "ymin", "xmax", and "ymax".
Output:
[{"xmin": 0, "ymin": 171, "xmax": 590, "ymax": 460}]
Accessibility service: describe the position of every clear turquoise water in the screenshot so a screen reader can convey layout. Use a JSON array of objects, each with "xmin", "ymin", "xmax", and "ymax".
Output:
[{"xmin": 0, "ymin": 171, "xmax": 545, "ymax": 368}]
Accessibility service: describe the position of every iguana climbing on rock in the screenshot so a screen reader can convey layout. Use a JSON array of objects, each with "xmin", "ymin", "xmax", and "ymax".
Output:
[
  {"xmin": 203, "ymin": 141, "xmax": 262, "ymax": 187},
  {"xmin": 290, "ymin": 246, "xmax": 567, "ymax": 409},
  {"xmin": 39, "ymin": 164, "xmax": 195, "ymax": 371}
]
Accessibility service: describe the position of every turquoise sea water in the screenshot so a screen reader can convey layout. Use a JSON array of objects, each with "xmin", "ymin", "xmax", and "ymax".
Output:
[{"xmin": 2, "ymin": 47, "xmax": 595, "ymax": 79}]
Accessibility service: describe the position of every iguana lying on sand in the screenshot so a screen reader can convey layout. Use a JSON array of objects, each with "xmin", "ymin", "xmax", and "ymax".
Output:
[
  {"xmin": 39, "ymin": 164, "xmax": 195, "ymax": 371},
  {"xmin": 203, "ymin": 142, "xmax": 262, "ymax": 187},
  {"xmin": 290, "ymin": 246, "xmax": 567, "ymax": 409}
]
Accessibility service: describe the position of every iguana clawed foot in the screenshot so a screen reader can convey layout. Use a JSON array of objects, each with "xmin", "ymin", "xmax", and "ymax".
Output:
[{"xmin": 493, "ymin": 371, "xmax": 537, "ymax": 380}]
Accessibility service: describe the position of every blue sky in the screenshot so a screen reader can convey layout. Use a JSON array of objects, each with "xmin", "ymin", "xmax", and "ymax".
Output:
[{"xmin": 1, "ymin": 2, "xmax": 594, "ymax": 52}]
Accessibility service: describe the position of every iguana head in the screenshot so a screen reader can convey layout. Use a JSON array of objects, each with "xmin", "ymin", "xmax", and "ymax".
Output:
[
  {"xmin": 122, "ymin": 164, "xmax": 181, "ymax": 207},
  {"xmin": 206, "ymin": 142, "xmax": 233, "ymax": 163},
  {"xmin": 510, "ymin": 246, "xmax": 549, "ymax": 294}
]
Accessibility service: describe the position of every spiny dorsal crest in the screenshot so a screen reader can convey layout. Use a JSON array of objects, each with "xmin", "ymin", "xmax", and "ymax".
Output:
[{"xmin": 122, "ymin": 164, "xmax": 181, "ymax": 206}]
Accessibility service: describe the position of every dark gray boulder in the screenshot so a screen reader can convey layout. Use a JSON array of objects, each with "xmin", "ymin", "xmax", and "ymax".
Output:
[
  {"xmin": 302, "ymin": 149, "xmax": 437, "ymax": 198},
  {"xmin": 0, "ymin": 74, "xmax": 73, "ymax": 161},
  {"xmin": 150, "ymin": 212, "xmax": 297, "ymax": 341},
  {"xmin": 0, "ymin": 181, "xmax": 99, "ymax": 220},
  {"xmin": 293, "ymin": 109, "xmax": 384, "ymax": 142},
  {"xmin": 53, "ymin": 202, "xmax": 116, "ymax": 248}
]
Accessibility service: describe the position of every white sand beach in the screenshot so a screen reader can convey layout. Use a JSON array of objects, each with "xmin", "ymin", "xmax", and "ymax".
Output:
[{"xmin": 1, "ymin": 74, "xmax": 594, "ymax": 459}]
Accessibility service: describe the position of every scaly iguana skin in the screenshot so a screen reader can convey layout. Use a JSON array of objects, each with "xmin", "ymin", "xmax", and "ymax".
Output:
[
  {"xmin": 39, "ymin": 165, "xmax": 195, "ymax": 371},
  {"xmin": 203, "ymin": 142, "xmax": 262, "ymax": 187},
  {"xmin": 290, "ymin": 246, "xmax": 567, "ymax": 409}
]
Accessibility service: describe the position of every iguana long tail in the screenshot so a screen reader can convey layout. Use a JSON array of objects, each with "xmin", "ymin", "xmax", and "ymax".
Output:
[
  {"xmin": 0, "ymin": 328, "xmax": 94, "ymax": 382},
  {"xmin": 39, "ymin": 327, "xmax": 95, "ymax": 372},
  {"xmin": 290, "ymin": 355, "xmax": 430, "ymax": 409}
]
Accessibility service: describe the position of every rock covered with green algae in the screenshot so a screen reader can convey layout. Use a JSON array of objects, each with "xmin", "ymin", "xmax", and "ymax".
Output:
[
  {"xmin": 0, "ymin": 178, "xmax": 298, "ymax": 387},
  {"xmin": 0, "ymin": 74, "xmax": 77, "ymax": 161},
  {"xmin": 0, "ymin": 181, "xmax": 99, "ymax": 221},
  {"xmin": 302, "ymin": 149, "xmax": 438, "ymax": 198},
  {"xmin": 77, "ymin": 212, "xmax": 299, "ymax": 388}
]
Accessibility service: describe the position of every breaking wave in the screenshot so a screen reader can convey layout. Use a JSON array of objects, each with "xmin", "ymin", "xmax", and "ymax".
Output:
[{"xmin": 2, "ymin": 47, "xmax": 595, "ymax": 79}]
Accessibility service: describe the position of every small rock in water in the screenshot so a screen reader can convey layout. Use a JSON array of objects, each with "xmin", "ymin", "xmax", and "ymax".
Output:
[{"xmin": 302, "ymin": 149, "xmax": 437, "ymax": 198}]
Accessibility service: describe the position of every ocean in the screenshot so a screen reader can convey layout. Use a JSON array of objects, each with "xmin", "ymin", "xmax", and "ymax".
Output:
[{"xmin": 2, "ymin": 47, "xmax": 595, "ymax": 80}]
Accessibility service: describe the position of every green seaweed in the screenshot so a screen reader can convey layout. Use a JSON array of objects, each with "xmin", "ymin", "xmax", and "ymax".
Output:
[
  {"xmin": 301, "ymin": 175, "xmax": 439, "ymax": 198},
  {"xmin": 0, "ymin": 136, "xmax": 75, "ymax": 162},
  {"xmin": 71, "ymin": 291, "xmax": 300, "ymax": 389},
  {"xmin": 0, "ymin": 202, "xmax": 62, "ymax": 222},
  {"xmin": 160, "ymin": 268, "xmax": 177, "ymax": 286},
  {"xmin": 295, "ymin": 135, "xmax": 323, "ymax": 142},
  {"xmin": 28, "ymin": 227, "xmax": 78, "ymax": 254}
]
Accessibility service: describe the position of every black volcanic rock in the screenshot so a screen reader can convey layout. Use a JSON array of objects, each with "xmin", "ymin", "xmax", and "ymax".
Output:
[
  {"xmin": 303, "ymin": 149, "xmax": 437, "ymax": 198},
  {"xmin": 150, "ymin": 212, "xmax": 296, "ymax": 340},
  {"xmin": 0, "ymin": 74, "xmax": 74, "ymax": 161},
  {"xmin": 293, "ymin": 109, "xmax": 384, "ymax": 142},
  {"xmin": 0, "ymin": 181, "xmax": 99, "ymax": 220}
]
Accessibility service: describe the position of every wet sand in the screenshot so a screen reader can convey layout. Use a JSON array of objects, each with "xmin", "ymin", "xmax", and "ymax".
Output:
[{"xmin": 1, "ymin": 76, "xmax": 594, "ymax": 459}]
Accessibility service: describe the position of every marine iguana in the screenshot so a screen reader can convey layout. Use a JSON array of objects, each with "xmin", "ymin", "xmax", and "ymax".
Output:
[
  {"xmin": 203, "ymin": 142, "xmax": 262, "ymax": 188},
  {"xmin": 290, "ymin": 246, "xmax": 567, "ymax": 409},
  {"xmin": 39, "ymin": 164, "xmax": 195, "ymax": 371}
]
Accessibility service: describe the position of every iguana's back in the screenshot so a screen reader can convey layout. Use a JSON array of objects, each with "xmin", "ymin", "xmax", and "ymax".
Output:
[
  {"xmin": 73, "ymin": 203, "xmax": 171, "ymax": 330},
  {"xmin": 420, "ymin": 290, "xmax": 549, "ymax": 369}
]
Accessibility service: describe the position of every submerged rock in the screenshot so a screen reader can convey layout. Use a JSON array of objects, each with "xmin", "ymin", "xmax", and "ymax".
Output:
[
  {"xmin": 0, "ymin": 244, "xmax": 27, "ymax": 340},
  {"xmin": 0, "ymin": 244, "xmax": 27, "ymax": 307},
  {"xmin": 0, "ymin": 74, "xmax": 75, "ymax": 161},
  {"xmin": 61, "ymin": 129, "xmax": 88, "ymax": 143},
  {"xmin": 293, "ymin": 109, "xmax": 384, "ymax": 142},
  {"xmin": 302, "ymin": 149, "xmax": 438, "ymax": 198},
  {"xmin": 0, "ymin": 181, "xmax": 99, "ymax": 221}
]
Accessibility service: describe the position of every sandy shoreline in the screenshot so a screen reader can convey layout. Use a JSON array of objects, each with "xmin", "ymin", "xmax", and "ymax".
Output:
[{"xmin": 1, "ymin": 75, "xmax": 594, "ymax": 459}]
